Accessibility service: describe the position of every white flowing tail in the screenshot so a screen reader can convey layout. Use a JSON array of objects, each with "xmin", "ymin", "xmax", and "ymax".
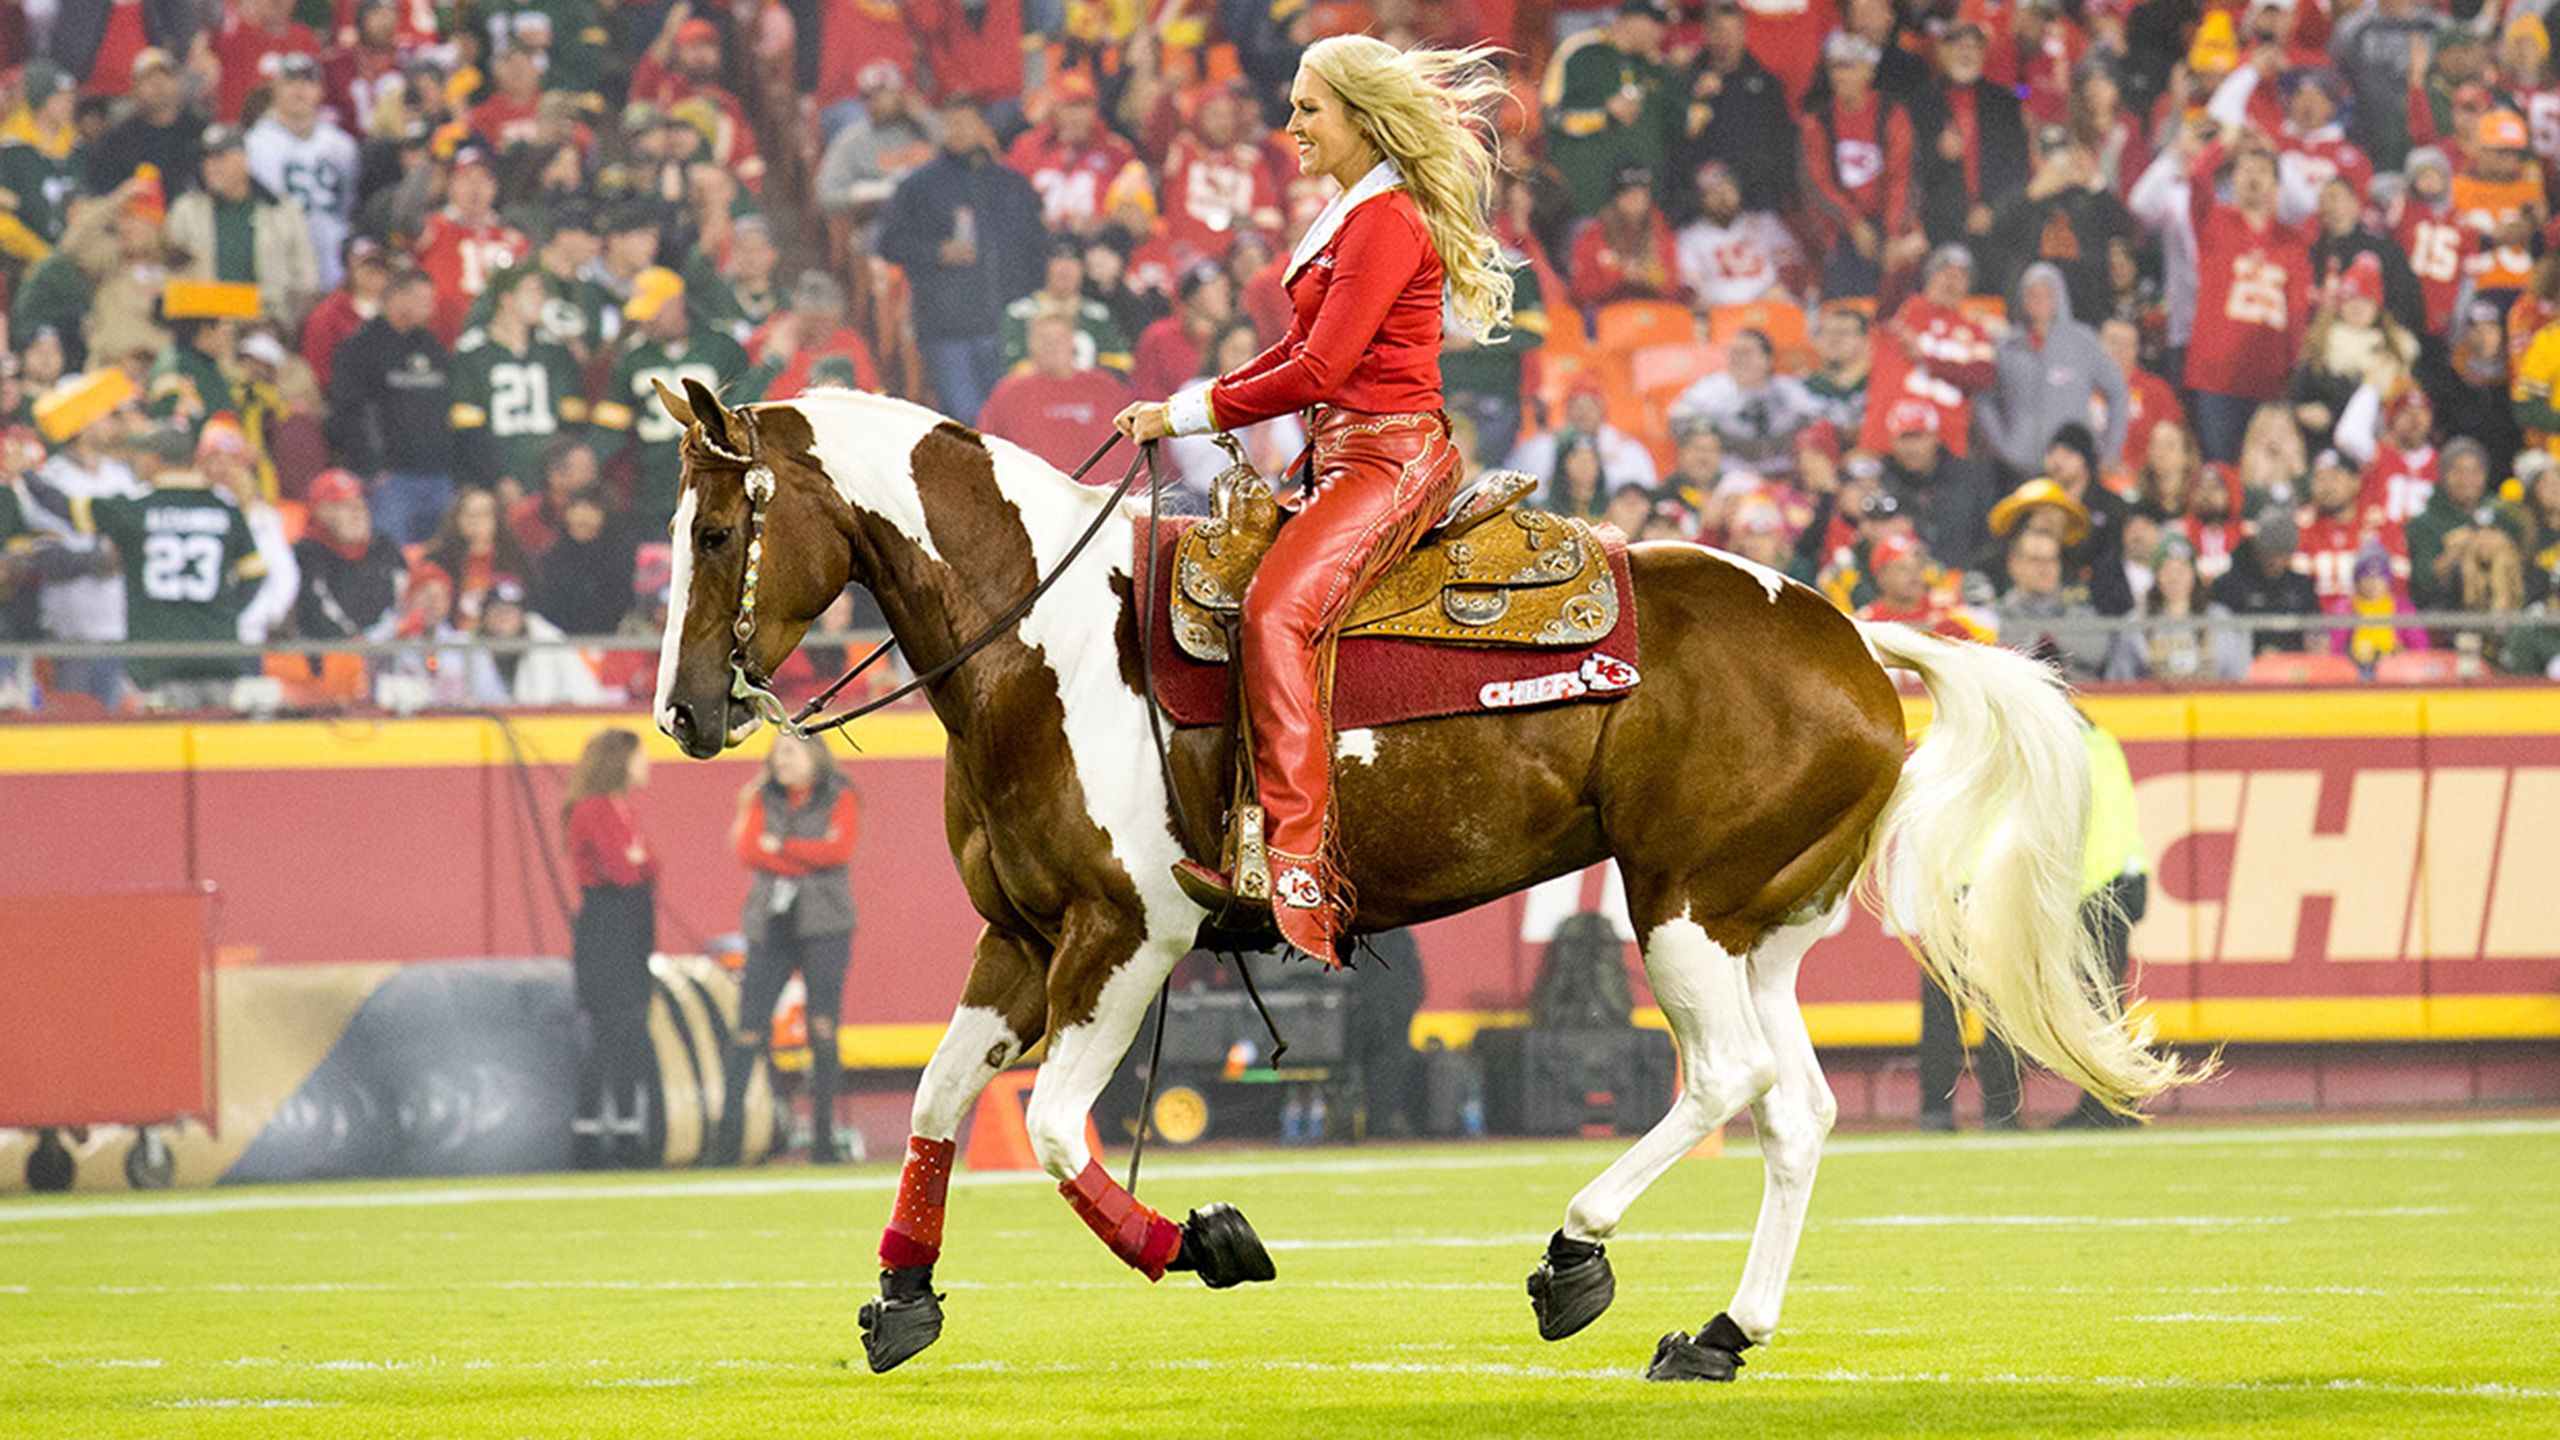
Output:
[{"xmin": 1854, "ymin": 622, "xmax": 2195, "ymax": 1112}]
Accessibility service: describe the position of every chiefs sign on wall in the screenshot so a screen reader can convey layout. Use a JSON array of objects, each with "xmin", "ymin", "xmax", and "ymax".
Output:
[{"xmin": 2, "ymin": 689, "xmax": 2555, "ymax": 1059}]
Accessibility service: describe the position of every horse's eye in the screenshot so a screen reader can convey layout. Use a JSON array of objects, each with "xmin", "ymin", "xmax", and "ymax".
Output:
[{"xmin": 699, "ymin": 527, "xmax": 732, "ymax": 552}]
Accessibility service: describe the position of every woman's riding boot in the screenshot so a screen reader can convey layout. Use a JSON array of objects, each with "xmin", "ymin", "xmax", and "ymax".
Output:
[{"xmin": 1266, "ymin": 848, "xmax": 1339, "ymax": 967}]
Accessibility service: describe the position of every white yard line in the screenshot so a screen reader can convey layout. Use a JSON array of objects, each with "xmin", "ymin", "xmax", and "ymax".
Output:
[{"xmin": 7, "ymin": 1117, "xmax": 2556, "ymax": 1225}]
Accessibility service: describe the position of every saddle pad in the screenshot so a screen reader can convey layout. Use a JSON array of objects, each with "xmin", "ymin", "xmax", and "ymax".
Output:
[{"xmin": 1135, "ymin": 517, "xmax": 1643, "ymax": 730}]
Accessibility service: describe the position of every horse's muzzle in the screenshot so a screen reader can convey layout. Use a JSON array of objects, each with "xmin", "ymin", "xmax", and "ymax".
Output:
[{"xmin": 664, "ymin": 698, "xmax": 760, "ymax": 759}]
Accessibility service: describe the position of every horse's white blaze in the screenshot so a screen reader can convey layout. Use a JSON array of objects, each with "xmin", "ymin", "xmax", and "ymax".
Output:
[
  {"xmin": 910, "ymin": 1004, "xmax": 1019, "ymax": 1141},
  {"xmin": 651, "ymin": 487, "xmax": 700, "ymax": 737},
  {"xmin": 1705, "ymin": 545, "xmax": 1792, "ymax": 603},
  {"xmin": 1562, "ymin": 912, "xmax": 1773, "ymax": 1244},
  {"xmin": 1335, "ymin": 728, "xmax": 1380, "ymax": 766}
]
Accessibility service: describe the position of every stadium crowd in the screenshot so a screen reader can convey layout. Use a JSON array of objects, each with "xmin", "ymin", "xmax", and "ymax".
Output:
[{"xmin": 5, "ymin": 0, "xmax": 2560, "ymax": 715}]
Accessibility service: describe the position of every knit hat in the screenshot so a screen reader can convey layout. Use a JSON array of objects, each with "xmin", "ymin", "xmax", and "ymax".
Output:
[
  {"xmin": 2336, "ymin": 252, "xmax": 2384, "ymax": 307},
  {"xmin": 2152, "ymin": 530, "xmax": 2198, "ymax": 568}
]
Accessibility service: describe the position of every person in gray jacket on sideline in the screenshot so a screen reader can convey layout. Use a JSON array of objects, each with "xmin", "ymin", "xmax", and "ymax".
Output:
[{"xmin": 1976, "ymin": 261, "xmax": 2127, "ymax": 478}]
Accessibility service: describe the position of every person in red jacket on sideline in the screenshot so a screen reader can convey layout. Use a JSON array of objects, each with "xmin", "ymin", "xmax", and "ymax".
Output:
[
  {"xmin": 563, "ymin": 728, "xmax": 659, "ymax": 1170},
  {"xmin": 712, "ymin": 733, "xmax": 860, "ymax": 1167},
  {"xmin": 1116, "ymin": 37, "xmax": 1510, "ymax": 970},
  {"xmin": 977, "ymin": 313, "xmax": 1135, "ymax": 471}
]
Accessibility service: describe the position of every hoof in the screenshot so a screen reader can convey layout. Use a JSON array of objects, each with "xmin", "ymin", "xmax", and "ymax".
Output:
[
  {"xmin": 1643, "ymin": 1312, "xmax": 1755, "ymax": 1383},
  {"xmin": 857, "ymin": 1266, "xmax": 945, "ymax": 1373},
  {"xmin": 1526, "ymin": 1230, "xmax": 1615, "ymax": 1342},
  {"xmin": 1173, "ymin": 1203, "xmax": 1277, "ymax": 1289}
]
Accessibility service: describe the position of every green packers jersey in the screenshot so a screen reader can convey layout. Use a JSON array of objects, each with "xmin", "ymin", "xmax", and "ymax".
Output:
[
  {"xmin": 89, "ymin": 483, "xmax": 263, "ymax": 684},
  {"xmin": 597, "ymin": 330, "xmax": 751, "ymax": 531},
  {"xmin": 146, "ymin": 347, "xmax": 240, "ymax": 439},
  {"xmin": 460, "ymin": 263, "xmax": 610, "ymax": 356},
  {"xmin": 450, "ymin": 333, "xmax": 591, "ymax": 489},
  {"xmin": 0, "ymin": 139, "xmax": 83, "ymax": 246}
]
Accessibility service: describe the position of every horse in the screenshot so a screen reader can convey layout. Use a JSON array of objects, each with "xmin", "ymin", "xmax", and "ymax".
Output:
[{"xmin": 648, "ymin": 379, "xmax": 2192, "ymax": 1381}]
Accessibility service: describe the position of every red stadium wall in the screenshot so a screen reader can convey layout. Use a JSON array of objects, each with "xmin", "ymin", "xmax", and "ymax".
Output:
[{"xmin": 3, "ymin": 691, "xmax": 2558, "ymax": 1093}]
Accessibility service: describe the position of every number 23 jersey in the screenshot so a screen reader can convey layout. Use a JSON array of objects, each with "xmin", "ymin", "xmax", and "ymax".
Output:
[{"xmin": 89, "ymin": 481, "xmax": 264, "ymax": 647}]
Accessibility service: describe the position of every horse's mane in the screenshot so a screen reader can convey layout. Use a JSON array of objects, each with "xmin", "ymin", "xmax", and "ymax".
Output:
[{"xmin": 776, "ymin": 386, "xmax": 1122, "ymax": 519}]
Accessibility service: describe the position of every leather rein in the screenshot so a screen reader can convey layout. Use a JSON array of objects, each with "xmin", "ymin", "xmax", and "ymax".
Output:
[{"xmin": 702, "ymin": 415, "xmax": 1180, "ymax": 753}]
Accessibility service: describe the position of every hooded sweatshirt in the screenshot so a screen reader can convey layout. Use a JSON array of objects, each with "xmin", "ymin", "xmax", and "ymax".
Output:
[{"xmin": 1978, "ymin": 262, "xmax": 2129, "ymax": 477}]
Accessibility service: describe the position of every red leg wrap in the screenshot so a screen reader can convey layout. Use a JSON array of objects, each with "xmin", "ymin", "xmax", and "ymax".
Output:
[
  {"xmin": 878, "ymin": 1135, "xmax": 956, "ymax": 1269},
  {"xmin": 1059, "ymin": 1159, "xmax": 1183, "ymax": 1281}
]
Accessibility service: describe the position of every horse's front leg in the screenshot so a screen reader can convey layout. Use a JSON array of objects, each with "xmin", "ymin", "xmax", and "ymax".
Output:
[
  {"xmin": 1027, "ymin": 909, "xmax": 1276, "ymax": 1290},
  {"xmin": 860, "ymin": 923, "xmax": 1048, "ymax": 1374}
]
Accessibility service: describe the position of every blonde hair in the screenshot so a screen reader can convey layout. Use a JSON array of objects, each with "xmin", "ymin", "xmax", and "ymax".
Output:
[{"xmin": 1299, "ymin": 36, "xmax": 1516, "ymax": 342}]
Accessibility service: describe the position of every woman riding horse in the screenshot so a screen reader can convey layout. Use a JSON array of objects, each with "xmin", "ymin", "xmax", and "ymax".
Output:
[{"xmin": 1114, "ymin": 35, "xmax": 1513, "ymax": 969}]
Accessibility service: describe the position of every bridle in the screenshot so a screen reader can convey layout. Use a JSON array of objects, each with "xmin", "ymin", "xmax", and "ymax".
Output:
[{"xmin": 691, "ymin": 406, "xmax": 1178, "ymax": 745}]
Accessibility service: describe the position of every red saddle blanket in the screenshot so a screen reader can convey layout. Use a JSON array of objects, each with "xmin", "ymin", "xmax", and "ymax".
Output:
[{"xmin": 1135, "ymin": 517, "xmax": 1643, "ymax": 730}]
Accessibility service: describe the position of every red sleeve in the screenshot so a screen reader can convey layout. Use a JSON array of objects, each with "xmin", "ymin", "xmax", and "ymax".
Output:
[
  {"xmin": 630, "ymin": 52, "xmax": 679, "ymax": 106},
  {"xmin": 2406, "ymin": 84, "xmax": 2437, "ymax": 151},
  {"xmin": 2190, "ymin": 142, "xmax": 2224, "ymax": 232},
  {"xmin": 1801, "ymin": 114, "xmax": 1853, "ymax": 225},
  {"xmin": 1208, "ymin": 201, "xmax": 1429, "ymax": 429},
  {"xmin": 1886, "ymin": 108, "xmax": 1915, "ymax": 233},
  {"xmin": 779, "ymin": 788, "xmax": 859, "ymax": 868},
  {"xmin": 572, "ymin": 798, "xmax": 654, "ymax": 887},
  {"xmin": 1568, "ymin": 223, "xmax": 1621, "ymax": 307}
]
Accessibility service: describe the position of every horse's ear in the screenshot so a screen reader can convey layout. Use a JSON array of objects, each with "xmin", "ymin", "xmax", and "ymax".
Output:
[
  {"xmin": 653, "ymin": 377, "xmax": 695, "ymax": 429},
  {"xmin": 681, "ymin": 377, "xmax": 735, "ymax": 452}
]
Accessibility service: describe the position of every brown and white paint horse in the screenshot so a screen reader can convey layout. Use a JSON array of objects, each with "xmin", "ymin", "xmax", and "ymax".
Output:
[{"xmin": 650, "ymin": 380, "xmax": 2191, "ymax": 1380}]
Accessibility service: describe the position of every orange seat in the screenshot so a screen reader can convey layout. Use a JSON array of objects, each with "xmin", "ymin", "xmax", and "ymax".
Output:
[
  {"xmin": 2249, "ymin": 650, "xmax": 2362, "ymax": 684},
  {"xmin": 1959, "ymin": 294, "xmax": 2010, "ymax": 330},
  {"xmin": 1706, "ymin": 299, "xmax": 1813, "ymax": 372},
  {"xmin": 2372, "ymin": 650, "xmax": 2461, "ymax": 684},
  {"xmin": 1593, "ymin": 299, "xmax": 1698, "ymax": 357},
  {"xmin": 1541, "ymin": 301, "xmax": 1593, "ymax": 366},
  {"xmin": 1628, "ymin": 341, "xmax": 1721, "ymax": 404}
]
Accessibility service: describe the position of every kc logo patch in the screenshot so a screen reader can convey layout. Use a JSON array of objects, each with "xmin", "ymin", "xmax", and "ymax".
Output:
[
  {"xmin": 1478, "ymin": 654, "xmax": 1643, "ymax": 710},
  {"xmin": 1274, "ymin": 865, "xmax": 1324, "ymax": 911}
]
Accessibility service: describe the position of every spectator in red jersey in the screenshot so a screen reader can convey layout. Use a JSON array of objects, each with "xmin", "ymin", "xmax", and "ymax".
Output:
[
  {"xmin": 750, "ymin": 270, "xmax": 883, "ymax": 400},
  {"xmin": 1862, "ymin": 243, "xmax": 1997, "ymax": 456},
  {"xmin": 2385, "ymin": 148, "xmax": 2465, "ymax": 337},
  {"xmin": 1799, "ymin": 30, "xmax": 1920, "ymax": 297},
  {"xmin": 1130, "ymin": 263, "xmax": 1234, "ymax": 407},
  {"xmin": 466, "ymin": 37, "xmax": 547, "ymax": 152},
  {"xmin": 2103, "ymin": 315, "xmax": 2183, "ymax": 474},
  {"xmin": 1156, "ymin": 81, "xmax": 1284, "ymax": 268},
  {"xmin": 978, "ymin": 312, "xmax": 1137, "ymax": 471},
  {"xmin": 412, "ymin": 144, "xmax": 529, "ymax": 346},
  {"xmin": 1006, "ymin": 72, "xmax": 1143, "ymax": 238},
  {"xmin": 210, "ymin": 0, "xmax": 322, "ymax": 123},
  {"xmin": 628, "ymin": 12, "xmax": 763, "ymax": 191},
  {"xmin": 300, "ymin": 238, "xmax": 387, "ymax": 392},
  {"xmin": 323, "ymin": 0, "xmax": 408, "ymax": 138},
  {"xmin": 563, "ymin": 727, "xmax": 659, "ymax": 1169},
  {"xmin": 711, "ymin": 731, "xmax": 862, "ymax": 1166},
  {"xmin": 815, "ymin": 0, "xmax": 922, "ymax": 133},
  {"xmin": 2360, "ymin": 382, "xmax": 2437, "ymax": 524},
  {"xmin": 2295, "ymin": 445, "xmax": 2408, "ymax": 611},
  {"xmin": 1569, "ymin": 166, "xmax": 1683, "ymax": 306},
  {"xmin": 1855, "ymin": 531, "xmax": 1995, "ymax": 640},
  {"xmin": 920, "ymin": 0, "xmax": 1027, "ymax": 115},
  {"xmin": 2184, "ymin": 129, "xmax": 2313, "ymax": 464},
  {"xmin": 506, "ymin": 437, "xmax": 603, "ymax": 559}
]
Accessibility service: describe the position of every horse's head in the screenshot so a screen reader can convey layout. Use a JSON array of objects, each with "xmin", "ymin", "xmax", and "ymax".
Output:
[{"xmin": 652, "ymin": 378, "xmax": 850, "ymax": 759}]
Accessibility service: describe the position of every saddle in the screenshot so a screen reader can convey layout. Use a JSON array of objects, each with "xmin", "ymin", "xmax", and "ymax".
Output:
[{"xmin": 1167, "ymin": 453, "xmax": 1622, "ymax": 664}]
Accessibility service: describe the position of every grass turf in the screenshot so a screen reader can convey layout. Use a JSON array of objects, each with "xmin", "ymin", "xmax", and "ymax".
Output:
[{"xmin": 3, "ymin": 1117, "xmax": 2556, "ymax": 1438}]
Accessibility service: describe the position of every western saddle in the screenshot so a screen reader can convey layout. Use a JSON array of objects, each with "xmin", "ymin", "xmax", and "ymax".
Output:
[{"xmin": 1167, "ymin": 446, "xmax": 1621, "ymax": 664}]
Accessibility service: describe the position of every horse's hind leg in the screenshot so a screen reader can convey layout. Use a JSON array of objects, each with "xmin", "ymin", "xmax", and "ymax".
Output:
[
  {"xmin": 1640, "ymin": 902, "xmax": 1844, "ymax": 1382},
  {"xmin": 859, "ymin": 923, "xmax": 1048, "ymax": 1374},
  {"xmin": 1527, "ymin": 884, "xmax": 1776, "ymax": 1355}
]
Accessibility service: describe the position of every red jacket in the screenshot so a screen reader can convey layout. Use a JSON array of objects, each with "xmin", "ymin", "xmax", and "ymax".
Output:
[
  {"xmin": 734, "ymin": 785, "xmax": 859, "ymax": 877},
  {"xmin": 1208, "ymin": 185, "xmax": 1445, "ymax": 429},
  {"xmin": 568, "ymin": 795, "xmax": 659, "ymax": 890},
  {"xmin": 1567, "ymin": 212, "xmax": 1682, "ymax": 308},
  {"xmin": 1800, "ymin": 92, "xmax": 1914, "ymax": 240},
  {"xmin": 977, "ymin": 367, "xmax": 1136, "ymax": 472}
]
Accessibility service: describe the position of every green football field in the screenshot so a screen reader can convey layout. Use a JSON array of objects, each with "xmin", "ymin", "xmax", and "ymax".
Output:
[{"xmin": 5, "ymin": 1117, "xmax": 2556, "ymax": 1438}]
